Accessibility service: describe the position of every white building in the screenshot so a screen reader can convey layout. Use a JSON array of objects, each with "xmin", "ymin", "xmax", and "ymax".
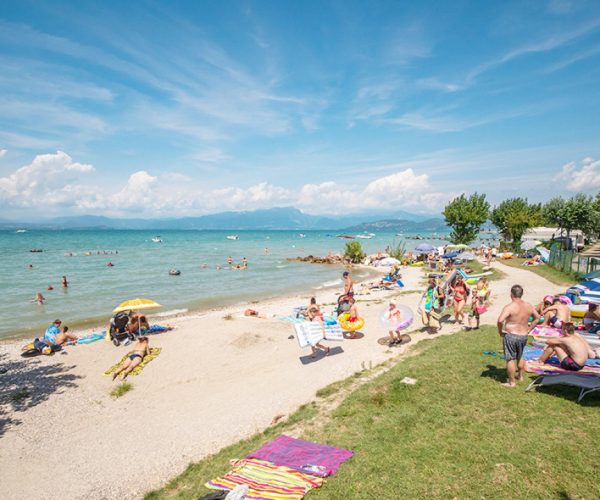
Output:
[{"xmin": 522, "ymin": 227, "xmax": 584, "ymax": 250}]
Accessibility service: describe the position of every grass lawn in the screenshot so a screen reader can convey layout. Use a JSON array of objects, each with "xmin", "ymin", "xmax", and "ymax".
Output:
[
  {"xmin": 146, "ymin": 327, "xmax": 599, "ymax": 499},
  {"xmin": 498, "ymin": 258, "xmax": 576, "ymax": 286}
]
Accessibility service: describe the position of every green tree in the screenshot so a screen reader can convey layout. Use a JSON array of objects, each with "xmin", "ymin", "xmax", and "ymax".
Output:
[
  {"xmin": 443, "ymin": 193, "xmax": 490, "ymax": 245},
  {"xmin": 544, "ymin": 194, "xmax": 599, "ymax": 239},
  {"xmin": 543, "ymin": 197, "xmax": 566, "ymax": 230},
  {"xmin": 490, "ymin": 198, "xmax": 542, "ymax": 251},
  {"xmin": 344, "ymin": 241, "xmax": 366, "ymax": 263}
]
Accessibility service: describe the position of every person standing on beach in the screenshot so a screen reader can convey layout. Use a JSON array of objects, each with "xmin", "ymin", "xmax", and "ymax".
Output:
[
  {"xmin": 496, "ymin": 285, "xmax": 539, "ymax": 387},
  {"xmin": 342, "ymin": 271, "xmax": 354, "ymax": 297}
]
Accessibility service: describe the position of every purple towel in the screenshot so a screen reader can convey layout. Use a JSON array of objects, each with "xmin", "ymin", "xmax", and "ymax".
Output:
[{"xmin": 247, "ymin": 435, "xmax": 353, "ymax": 477}]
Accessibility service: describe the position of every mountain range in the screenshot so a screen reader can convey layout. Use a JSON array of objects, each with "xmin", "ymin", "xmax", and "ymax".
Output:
[{"xmin": 0, "ymin": 207, "xmax": 446, "ymax": 231}]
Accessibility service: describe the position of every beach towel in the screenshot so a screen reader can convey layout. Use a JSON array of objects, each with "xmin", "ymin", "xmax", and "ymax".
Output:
[
  {"xmin": 293, "ymin": 322, "xmax": 344, "ymax": 348},
  {"xmin": 530, "ymin": 326, "xmax": 563, "ymax": 338},
  {"xmin": 77, "ymin": 332, "xmax": 106, "ymax": 344},
  {"xmin": 103, "ymin": 348, "xmax": 162, "ymax": 377},
  {"xmin": 206, "ymin": 458, "xmax": 323, "ymax": 500},
  {"xmin": 522, "ymin": 346, "xmax": 600, "ymax": 367},
  {"xmin": 247, "ymin": 435, "xmax": 353, "ymax": 477},
  {"xmin": 143, "ymin": 324, "xmax": 173, "ymax": 334},
  {"xmin": 525, "ymin": 360, "xmax": 600, "ymax": 376}
]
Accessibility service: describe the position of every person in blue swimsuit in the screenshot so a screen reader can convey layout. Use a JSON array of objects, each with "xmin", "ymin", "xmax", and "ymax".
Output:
[{"xmin": 112, "ymin": 336, "xmax": 150, "ymax": 381}]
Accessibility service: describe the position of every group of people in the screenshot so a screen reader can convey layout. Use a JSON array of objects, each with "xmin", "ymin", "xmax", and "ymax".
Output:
[
  {"xmin": 497, "ymin": 285, "xmax": 598, "ymax": 387},
  {"xmin": 32, "ymin": 276, "xmax": 69, "ymax": 305}
]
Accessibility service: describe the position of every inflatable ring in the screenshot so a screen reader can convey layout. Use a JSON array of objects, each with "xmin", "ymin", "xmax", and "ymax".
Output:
[
  {"xmin": 338, "ymin": 312, "xmax": 365, "ymax": 332},
  {"xmin": 380, "ymin": 304, "xmax": 414, "ymax": 332}
]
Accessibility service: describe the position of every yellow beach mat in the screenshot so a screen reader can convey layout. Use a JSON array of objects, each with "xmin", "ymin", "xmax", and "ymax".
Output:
[{"xmin": 104, "ymin": 348, "xmax": 162, "ymax": 377}]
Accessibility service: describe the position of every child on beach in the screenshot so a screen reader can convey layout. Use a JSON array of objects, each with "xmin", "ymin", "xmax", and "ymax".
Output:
[
  {"xmin": 305, "ymin": 297, "xmax": 329, "ymax": 357},
  {"xmin": 467, "ymin": 278, "xmax": 490, "ymax": 330},
  {"xmin": 386, "ymin": 301, "xmax": 403, "ymax": 345},
  {"xmin": 112, "ymin": 336, "xmax": 150, "ymax": 381}
]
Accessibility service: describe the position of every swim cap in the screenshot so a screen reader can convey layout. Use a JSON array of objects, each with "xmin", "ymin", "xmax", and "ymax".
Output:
[{"xmin": 543, "ymin": 295, "xmax": 554, "ymax": 303}]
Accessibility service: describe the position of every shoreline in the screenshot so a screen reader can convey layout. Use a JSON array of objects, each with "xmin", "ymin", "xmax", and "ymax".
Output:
[{"xmin": 0, "ymin": 263, "xmax": 385, "ymax": 347}]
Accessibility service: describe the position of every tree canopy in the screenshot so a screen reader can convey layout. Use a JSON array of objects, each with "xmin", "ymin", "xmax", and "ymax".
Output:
[
  {"xmin": 543, "ymin": 194, "xmax": 599, "ymax": 238},
  {"xmin": 491, "ymin": 198, "xmax": 542, "ymax": 250},
  {"xmin": 443, "ymin": 193, "xmax": 490, "ymax": 245}
]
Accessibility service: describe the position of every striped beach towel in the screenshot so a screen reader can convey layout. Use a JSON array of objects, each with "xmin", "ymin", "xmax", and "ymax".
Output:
[
  {"xmin": 206, "ymin": 458, "xmax": 323, "ymax": 499},
  {"xmin": 525, "ymin": 359, "xmax": 600, "ymax": 376}
]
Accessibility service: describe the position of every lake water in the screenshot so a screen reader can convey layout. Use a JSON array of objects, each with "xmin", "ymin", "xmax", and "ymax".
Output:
[{"xmin": 0, "ymin": 229, "xmax": 452, "ymax": 339}]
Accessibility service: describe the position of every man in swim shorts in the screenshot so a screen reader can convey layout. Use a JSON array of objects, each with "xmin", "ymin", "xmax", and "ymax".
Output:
[
  {"xmin": 537, "ymin": 322, "xmax": 595, "ymax": 371},
  {"xmin": 112, "ymin": 336, "xmax": 150, "ymax": 381},
  {"xmin": 342, "ymin": 271, "xmax": 354, "ymax": 297},
  {"xmin": 497, "ymin": 285, "xmax": 540, "ymax": 387}
]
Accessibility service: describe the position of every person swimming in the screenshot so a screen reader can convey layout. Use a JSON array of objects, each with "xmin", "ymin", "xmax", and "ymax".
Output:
[
  {"xmin": 111, "ymin": 336, "xmax": 150, "ymax": 381},
  {"xmin": 33, "ymin": 292, "xmax": 45, "ymax": 305},
  {"xmin": 61, "ymin": 275, "xmax": 69, "ymax": 288}
]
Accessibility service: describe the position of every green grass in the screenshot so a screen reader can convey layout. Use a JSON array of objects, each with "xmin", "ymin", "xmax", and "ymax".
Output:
[
  {"xmin": 145, "ymin": 327, "xmax": 599, "ymax": 499},
  {"xmin": 498, "ymin": 258, "xmax": 576, "ymax": 286},
  {"xmin": 110, "ymin": 382, "xmax": 133, "ymax": 398}
]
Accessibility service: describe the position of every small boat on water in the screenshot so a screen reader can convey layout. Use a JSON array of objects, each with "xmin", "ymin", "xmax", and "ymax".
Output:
[
  {"xmin": 299, "ymin": 234, "xmax": 306, "ymax": 238},
  {"xmin": 226, "ymin": 235, "xmax": 239, "ymax": 240},
  {"xmin": 336, "ymin": 234, "xmax": 355, "ymax": 239},
  {"xmin": 16, "ymin": 229, "xmax": 27, "ymax": 233},
  {"xmin": 356, "ymin": 232, "xmax": 375, "ymax": 239},
  {"xmin": 151, "ymin": 236, "xmax": 162, "ymax": 243},
  {"xmin": 168, "ymin": 269, "xmax": 181, "ymax": 276}
]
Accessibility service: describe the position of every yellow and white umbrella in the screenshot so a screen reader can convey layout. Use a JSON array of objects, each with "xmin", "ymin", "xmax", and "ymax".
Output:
[{"xmin": 113, "ymin": 297, "xmax": 162, "ymax": 313}]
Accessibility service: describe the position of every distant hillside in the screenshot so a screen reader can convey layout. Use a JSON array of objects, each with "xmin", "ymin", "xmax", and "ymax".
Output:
[
  {"xmin": 345, "ymin": 218, "xmax": 448, "ymax": 233},
  {"xmin": 0, "ymin": 207, "xmax": 441, "ymax": 231}
]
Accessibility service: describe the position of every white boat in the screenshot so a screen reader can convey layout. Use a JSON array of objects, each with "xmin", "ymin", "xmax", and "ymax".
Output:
[
  {"xmin": 226, "ymin": 235, "xmax": 239, "ymax": 240},
  {"xmin": 299, "ymin": 234, "xmax": 306, "ymax": 238},
  {"xmin": 356, "ymin": 233, "xmax": 374, "ymax": 239},
  {"xmin": 151, "ymin": 236, "xmax": 162, "ymax": 243},
  {"xmin": 16, "ymin": 229, "xmax": 27, "ymax": 233}
]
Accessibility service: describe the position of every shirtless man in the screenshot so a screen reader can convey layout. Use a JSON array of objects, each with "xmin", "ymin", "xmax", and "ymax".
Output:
[
  {"xmin": 497, "ymin": 285, "xmax": 540, "ymax": 387},
  {"xmin": 342, "ymin": 271, "xmax": 354, "ymax": 297},
  {"xmin": 112, "ymin": 336, "xmax": 150, "ymax": 381},
  {"xmin": 542, "ymin": 298, "xmax": 570, "ymax": 329},
  {"xmin": 537, "ymin": 323, "xmax": 595, "ymax": 371}
]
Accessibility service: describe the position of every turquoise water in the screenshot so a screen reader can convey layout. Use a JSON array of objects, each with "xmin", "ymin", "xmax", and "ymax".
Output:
[{"xmin": 0, "ymin": 229, "xmax": 448, "ymax": 339}]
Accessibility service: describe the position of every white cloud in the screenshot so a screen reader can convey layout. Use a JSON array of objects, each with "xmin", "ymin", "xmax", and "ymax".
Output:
[
  {"xmin": 0, "ymin": 152, "xmax": 451, "ymax": 217},
  {"xmin": 0, "ymin": 151, "xmax": 94, "ymax": 207},
  {"xmin": 555, "ymin": 157, "xmax": 600, "ymax": 191},
  {"xmin": 190, "ymin": 148, "xmax": 230, "ymax": 163},
  {"xmin": 0, "ymin": 149, "xmax": 6, "ymax": 158}
]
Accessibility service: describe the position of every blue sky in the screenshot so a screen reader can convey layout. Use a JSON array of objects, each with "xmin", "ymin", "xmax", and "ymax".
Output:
[{"xmin": 0, "ymin": 0, "xmax": 599, "ymax": 219}]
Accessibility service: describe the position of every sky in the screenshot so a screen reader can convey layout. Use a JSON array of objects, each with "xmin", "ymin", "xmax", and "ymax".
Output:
[{"xmin": 1, "ymin": 0, "xmax": 600, "ymax": 219}]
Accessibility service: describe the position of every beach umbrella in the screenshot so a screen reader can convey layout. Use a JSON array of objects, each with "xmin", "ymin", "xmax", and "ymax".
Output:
[
  {"xmin": 457, "ymin": 251, "xmax": 476, "ymax": 261},
  {"xmin": 521, "ymin": 240, "xmax": 542, "ymax": 251},
  {"xmin": 415, "ymin": 243, "xmax": 436, "ymax": 253},
  {"xmin": 442, "ymin": 251, "xmax": 460, "ymax": 259},
  {"xmin": 113, "ymin": 297, "xmax": 162, "ymax": 313},
  {"xmin": 447, "ymin": 244, "xmax": 469, "ymax": 250},
  {"xmin": 376, "ymin": 257, "xmax": 401, "ymax": 267}
]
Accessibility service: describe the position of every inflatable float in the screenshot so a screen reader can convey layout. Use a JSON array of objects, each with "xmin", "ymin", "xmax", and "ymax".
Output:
[
  {"xmin": 21, "ymin": 339, "xmax": 61, "ymax": 357},
  {"xmin": 380, "ymin": 304, "xmax": 414, "ymax": 332},
  {"xmin": 338, "ymin": 312, "xmax": 365, "ymax": 332}
]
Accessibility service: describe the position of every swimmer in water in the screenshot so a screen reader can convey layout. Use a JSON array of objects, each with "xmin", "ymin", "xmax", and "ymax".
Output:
[
  {"xmin": 107, "ymin": 262, "xmax": 114, "ymax": 267},
  {"xmin": 62, "ymin": 275, "xmax": 69, "ymax": 288},
  {"xmin": 33, "ymin": 292, "xmax": 45, "ymax": 305},
  {"xmin": 47, "ymin": 285, "xmax": 54, "ymax": 291}
]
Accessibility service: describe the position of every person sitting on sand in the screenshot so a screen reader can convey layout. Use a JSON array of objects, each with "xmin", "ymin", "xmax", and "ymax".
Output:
[
  {"xmin": 44, "ymin": 320, "xmax": 78, "ymax": 346},
  {"xmin": 305, "ymin": 297, "xmax": 329, "ymax": 357},
  {"xmin": 112, "ymin": 336, "xmax": 150, "ymax": 381},
  {"xmin": 537, "ymin": 323, "xmax": 596, "ymax": 371},
  {"xmin": 583, "ymin": 304, "xmax": 600, "ymax": 334},
  {"xmin": 127, "ymin": 313, "xmax": 149, "ymax": 335},
  {"xmin": 542, "ymin": 297, "xmax": 570, "ymax": 329}
]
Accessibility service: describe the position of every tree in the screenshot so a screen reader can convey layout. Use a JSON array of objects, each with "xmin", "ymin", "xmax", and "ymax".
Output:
[
  {"xmin": 443, "ymin": 193, "xmax": 490, "ymax": 245},
  {"xmin": 543, "ymin": 197, "xmax": 566, "ymax": 231},
  {"xmin": 544, "ymin": 194, "xmax": 599, "ymax": 239},
  {"xmin": 344, "ymin": 241, "xmax": 366, "ymax": 263},
  {"xmin": 490, "ymin": 198, "xmax": 543, "ymax": 251}
]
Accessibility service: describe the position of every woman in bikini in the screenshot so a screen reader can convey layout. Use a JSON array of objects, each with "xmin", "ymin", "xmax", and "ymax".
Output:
[
  {"xmin": 112, "ymin": 336, "xmax": 150, "ymax": 381},
  {"xmin": 451, "ymin": 276, "xmax": 468, "ymax": 324}
]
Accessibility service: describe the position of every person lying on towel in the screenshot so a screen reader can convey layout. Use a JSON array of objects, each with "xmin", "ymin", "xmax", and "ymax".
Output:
[
  {"xmin": 537, "ymin": 323, "xmax": 597, "ymax": 371},
  {"xmin": 112, "ymin": 336, "xmax": 150, "ymax": 381}
]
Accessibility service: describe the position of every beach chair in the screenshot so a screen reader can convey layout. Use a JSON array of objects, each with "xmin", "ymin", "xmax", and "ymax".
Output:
[{"xmin": 525, "ymin": 373, "xmax": 600, "ymax": 403}]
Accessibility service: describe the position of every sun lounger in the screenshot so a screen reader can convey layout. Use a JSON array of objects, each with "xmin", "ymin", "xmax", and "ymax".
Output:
[
  {"xmin": 293, "ymin": 321, "xmax": 344, "ymax": 348},
  {"xmin": 525, "ymin": 373, "xmax": 600, "ymax": 403}
]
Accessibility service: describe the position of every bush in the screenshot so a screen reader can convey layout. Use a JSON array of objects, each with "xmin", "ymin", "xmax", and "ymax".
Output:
[
  {"xmin": 388, "ymin": 240, "xmax": 406, "ymax": 260},
  {"xmin": 344, "ymin": 241, "xmax": 366, "ymax": 263}
]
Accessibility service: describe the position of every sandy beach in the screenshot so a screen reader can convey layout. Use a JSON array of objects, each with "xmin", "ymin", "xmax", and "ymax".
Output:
[{"xmin": 0, "ymin": 261, "xmax": 562, "ymax": 499}]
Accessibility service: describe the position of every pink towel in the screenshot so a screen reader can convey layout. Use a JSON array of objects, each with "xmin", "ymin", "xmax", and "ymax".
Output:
[{"xmin": 247, "ymin": 435, "xmax": 353, "ymax": 477}]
